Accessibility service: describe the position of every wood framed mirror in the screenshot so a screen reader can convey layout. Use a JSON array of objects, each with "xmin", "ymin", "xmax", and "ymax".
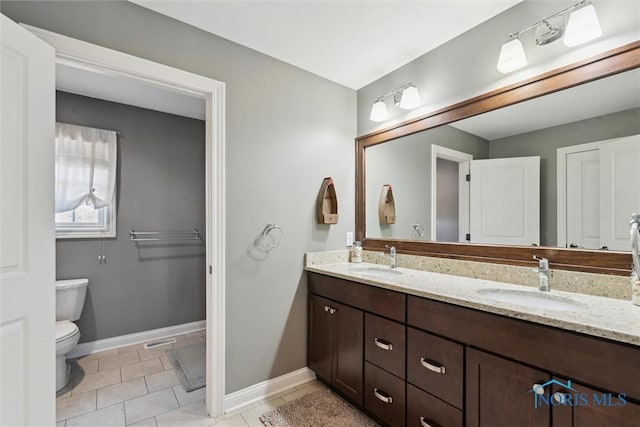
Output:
[{"xmin": 356, "ymin": 41, "xmax": 640, "ymax": 276}]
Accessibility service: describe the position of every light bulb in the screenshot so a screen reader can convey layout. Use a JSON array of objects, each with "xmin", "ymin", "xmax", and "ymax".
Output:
[
  {"xmin": 564, "ymin": 4, "xmax": 602, "ymax": 47},
  {"xmin": 497, "ymin": 38, "xmax": 527, "ymax": 74},
  {"xmin": 369, "ymin": 99, "xmax": 389, "ymax": 122},
  {"xmin": 398, "ymin": 85, "xmax": 421, "ymax": 110}
]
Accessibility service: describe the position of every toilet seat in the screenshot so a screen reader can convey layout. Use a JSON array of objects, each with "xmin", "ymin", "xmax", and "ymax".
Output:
[{"xmin": 56, "ymin": 320, "xmax": 79, "ymax": 343}]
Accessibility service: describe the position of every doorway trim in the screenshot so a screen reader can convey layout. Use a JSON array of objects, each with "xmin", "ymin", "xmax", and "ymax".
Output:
[
  {"xmin": 430, "ymin": 144, "xmax": 472, "ymax": 242},
  {"xmin": 22, "ymin": 25, "xmax": 226, "ymax": 417}
]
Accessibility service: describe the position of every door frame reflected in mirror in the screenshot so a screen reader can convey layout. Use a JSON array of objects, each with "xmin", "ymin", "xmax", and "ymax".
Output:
[{"xmin": 356, "ymin": 41, "xmax": 640, "ymax": 276}]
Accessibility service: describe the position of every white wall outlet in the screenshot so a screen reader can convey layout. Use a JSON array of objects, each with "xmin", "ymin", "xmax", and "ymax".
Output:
[{"xmin": 346, "ymin": 231, "xmax": 354, "ymax": 247}]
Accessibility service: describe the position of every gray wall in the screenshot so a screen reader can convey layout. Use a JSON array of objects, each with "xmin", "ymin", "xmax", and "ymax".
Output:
[
  {"xmin": 357, "ymin": 0, "xmax": 640, "ymax": 135},
  {"xmin": 55, "ymin": 91, "xmax": 206, "ymax": 343},
  {"xmin": 2, "ymin": 1, "xmax": 356, "ymax": 394},
  {"xmin": 366, "ymin": 125, "xmax": 488, "ymax": 239},
  {"xmin": 490, "ymin": 108, "xmax": 640, "ymax": 246}
]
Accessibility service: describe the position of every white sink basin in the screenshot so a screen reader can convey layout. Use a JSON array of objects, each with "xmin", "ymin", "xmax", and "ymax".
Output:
[
  {"xmin": 349, "ymin": 266, "xmax": 402, "ymax": 278},
  {"xmin": 476, "ymin": 288, "xmax": 587, "ymax": 312}
]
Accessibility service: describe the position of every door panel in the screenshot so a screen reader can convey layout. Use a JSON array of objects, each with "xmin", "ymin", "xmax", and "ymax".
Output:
[
  {"xmin": 1, "ymin": 14, "xmax": 56, "ymax": 426},
  {"xmin": 470, "ymin": 156, "xmax": 540, "ymax": 245},
  {"xmin": 566, "ymin": 149, "xmax": 600, "ymax": 249},
  {"xmin": 599, "ymin": 135, "xmax": 640, "ymax": 251},
  {"xmin": 466, "ymin": 348, "xmax": 550, "ymax": 427},
  {"xmin": 307, "ymin": 295, "xmax": 333, "ymax": 382},
  {"xmin": 333, "ymin": 301, "xmax": 363, "ymax": 405}
]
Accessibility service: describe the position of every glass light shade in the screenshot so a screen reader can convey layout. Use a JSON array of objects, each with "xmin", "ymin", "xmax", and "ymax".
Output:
[
  {"xmin": 496, "ymin": 38, "xmax": 527, "ymax": 74},
  {"xmin": 370, "ymin": 100, "xmax": 389, "ymax": 122},
  {"xmin": 563, "ymin": 4, "xmax": 602, "ymax": 47},
  {"xmin": 398, "ymin": 85, "xmax": 421, "ymax": 110}
]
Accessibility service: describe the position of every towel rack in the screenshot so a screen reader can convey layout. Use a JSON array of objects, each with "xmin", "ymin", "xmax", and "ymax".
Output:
[{"xmin": 129, "ymin": 229, "xmax": 201, "ymax": 242}]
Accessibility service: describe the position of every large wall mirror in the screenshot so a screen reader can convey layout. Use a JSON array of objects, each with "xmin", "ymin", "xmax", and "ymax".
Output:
[{"xmin": 356, "ymin": 42, "xmax": 639, "ymax": 275}]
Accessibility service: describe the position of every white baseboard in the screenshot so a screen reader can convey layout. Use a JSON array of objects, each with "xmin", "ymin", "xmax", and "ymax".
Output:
[
  {"xmin": 224, "ymin": 367, "xmax": 316, "ymax": 414},
  {"xmin": 68, "ymin": 320, "xmax": 206, "ymax": 358}
]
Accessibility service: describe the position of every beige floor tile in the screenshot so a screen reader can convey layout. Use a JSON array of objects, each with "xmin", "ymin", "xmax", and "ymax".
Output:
[
  {"xmin": 66, "ymin": 402, "xmax": 126, "ymax": 427},
  {"xmin": 139, "ymin": 345, "xmax": 174, "ymax": 362},
  {"xmin": 281, "ymin": 383, "xmax": 324, "ymax": 402},
  {"xmin": 173, "ymin": 334, "xmax": 188, "ymax": 342},
  {"xmin": 172, "ymin": 385, "xmax": 206, "ymax": 407},
  {"xmin": 97, "ymin": 377, "xmax": 148, "ymax": 409},
  {"xmin": 124, "ymin": 388, "xmax": 179, "ymax": 425},
  {"xmin": 57, "ymin": 387, "xmax": 72, "ymax": 400},
  {"xmin": 118, "ymin": 342, "xmax": 145, "ymax": 354},
  {"xmin": 75, "ymin": 357, "xmax": 100, "ymax": 375},
  {"xmin": 213, "ymin": 414, "xmax": 248, "ymax": 427},
  {"xmin": 56, "ymin": 420, "xmax": 66, "ymax": 427},
  {"xmin": 99, "ymin": 351, "xmax": 140, "ymax": 372},
  {"xmin": 81, "ymin": 348, "xmax": 120, "ymax": 361},
  {"xmin": 128, "ymin": 417, "xmax": 158, "ymax": 426},
  {"xmin": 72, "ymin": 368, "xmax": 122, "ymax": 395},
  {"xmin": 155, "ymin": 400, "xmax": 213, "ymax": 427},
  {"xmin": 146, "ymin": 369, "xmax": 180, "ymax": 393},
  {"xmin": 184, "ymin": 330, "xmax": 205, "ymax": 339},
  {"xmin": 172, "ymin": 337, "xmax": 204, "ymax": 349},
  {"xmin": 160, "ymin": 356, "xmax": 174, "ymax": 371},
  {"xmin": 122, "ymin": 359, "xmax": 164, "ymax": 382},
  {"xmin": 56, "ymin": 390, "xmax": 97, "ymax": 422},
  {"xmin": 240, "ymin": 397, "xmax": 285, "ymax": 427}
]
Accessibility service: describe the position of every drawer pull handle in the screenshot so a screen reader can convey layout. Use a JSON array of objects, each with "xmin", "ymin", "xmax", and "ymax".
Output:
[
  {"xmin": 420, "ymin": 416, "xmax": 439, "ymax": 427},
  {"xmin": 374, "ymin": 337, "xmax": 393, "ymax": 351},
  {"xmin": 420, "ymin": 358, "xmax": 446, "ymax": 374},
  {"xmin": 373, "ymin": 388, "xmax": 393, "ymax": 404}
]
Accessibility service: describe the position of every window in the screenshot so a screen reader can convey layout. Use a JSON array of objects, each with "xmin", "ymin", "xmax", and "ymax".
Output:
[{"xmin": 55, "ymin": 123, "xmax": 117, "ymax": 239}]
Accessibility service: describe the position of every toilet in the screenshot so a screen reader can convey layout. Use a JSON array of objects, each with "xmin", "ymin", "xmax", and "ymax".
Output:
[{"xmin": 55, "ymin": 278, "xmax": 88, "ymax": 391}]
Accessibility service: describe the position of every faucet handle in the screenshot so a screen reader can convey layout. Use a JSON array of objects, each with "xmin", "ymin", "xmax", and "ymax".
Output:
[{"xmin": 533, "ymin": 255, "xmax": 549, "ymax": 269}]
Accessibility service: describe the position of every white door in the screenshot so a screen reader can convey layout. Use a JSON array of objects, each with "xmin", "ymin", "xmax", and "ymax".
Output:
[
  {"xmin": 599, "ymin": 135, "xmax": 640, "ymax": 251},
  {"xmin": 1, "ymin": 15, "xmax": 56, "ymax": 426},
  {"xmin": 469, "ymin": 156, "xmax": 540, "ymax": 246},
  {"xmin": 565, "ymin": 149, "xmax": 600, "ymax": 249}
]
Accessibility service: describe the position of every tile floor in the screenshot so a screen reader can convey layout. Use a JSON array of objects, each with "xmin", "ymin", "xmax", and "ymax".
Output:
[{"xmin": 56, "ymin": 331, "xmax": 329, "ymax": 426}]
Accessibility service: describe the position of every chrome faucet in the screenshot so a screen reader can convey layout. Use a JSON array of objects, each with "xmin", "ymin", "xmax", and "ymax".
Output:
[
  {"xmin": 383, "ymin": 245, "xmax": 397, "ymax": 269},
  {"xmin": 533, "ymin": 256, "xmax": 550, "ymax": 292}
]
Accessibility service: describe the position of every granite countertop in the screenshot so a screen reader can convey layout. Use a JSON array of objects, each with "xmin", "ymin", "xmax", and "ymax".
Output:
[{"xmin": 305, "ymin": 262, "xmax": 640, "ymax": 346}]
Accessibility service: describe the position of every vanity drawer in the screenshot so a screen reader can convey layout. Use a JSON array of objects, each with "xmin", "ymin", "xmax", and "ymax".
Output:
[
  {"xmin": 308, "ymin": 272, "xmax": 405, "ymax": 322},
  {"xmin": 407, "ymin": 383, "xmax": 462, "ymax": 427},
  {"xmin": 407, "ymin": 327, "xmax": 463, "ymax": 409},
  {"xmin": 365, "ymin": 313, "xmax": 406, "ymax": 379},
  {"xmin": 364, "ymin": 361, "xmax": 406, "ymax": 427}
]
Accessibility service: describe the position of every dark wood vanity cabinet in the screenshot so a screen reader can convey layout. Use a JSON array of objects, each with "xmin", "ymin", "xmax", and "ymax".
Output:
[
  {"xmin": 307, "ymin": 272, "xmax": 640, "ymax": 427},
  {"xmin": 307, "ymin": 293, "xmax": 363, "ymax": 404}
]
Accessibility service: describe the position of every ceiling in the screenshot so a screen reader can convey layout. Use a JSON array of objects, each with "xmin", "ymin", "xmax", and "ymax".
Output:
[{"xmin": 129, "ymin": 0, "xmax": 521, "ymax": 90}]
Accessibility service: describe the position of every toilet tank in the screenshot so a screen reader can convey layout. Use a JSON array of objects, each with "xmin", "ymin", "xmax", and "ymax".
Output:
[{"xmin": 55, "ymin": 278, "xmax": 88, "ymax": 321}]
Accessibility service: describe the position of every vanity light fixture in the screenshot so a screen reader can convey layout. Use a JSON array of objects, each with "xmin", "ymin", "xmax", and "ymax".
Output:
[
  {"xmin": 497, "ymin": 0, "xmax": 602, "ymax": 74},
  {"xmin": 369, "ymin": 83, "xmax": 421, "ymax": 122}
]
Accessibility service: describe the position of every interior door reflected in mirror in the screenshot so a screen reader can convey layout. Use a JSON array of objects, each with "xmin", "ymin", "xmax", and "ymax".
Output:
[{"xmin": 364, "ymin": 68, "xmax": 640, "ymax": 250}]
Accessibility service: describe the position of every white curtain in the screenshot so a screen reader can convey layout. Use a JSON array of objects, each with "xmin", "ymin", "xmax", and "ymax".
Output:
[{"xmin": 55, "ymin": 123, "xmax": 117, "ymax": 213}]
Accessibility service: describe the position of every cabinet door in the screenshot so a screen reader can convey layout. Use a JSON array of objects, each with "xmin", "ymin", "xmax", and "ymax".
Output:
[
  {"xmin": 552, "ymin": 379, "xmax": 640, "ymax": 427},
  {"xmin": 333, "ymin": 301, "xmax": 364, "ymax": 405},
  {"xmin": 307, "ymin": 294, "xmax": 333, "ymax": 382},
  {"xmin": 466, "ymin": 348, "xmax": 550, "ymax": 427}
]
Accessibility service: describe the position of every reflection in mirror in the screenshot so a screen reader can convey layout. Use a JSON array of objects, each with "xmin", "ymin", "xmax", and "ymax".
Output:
[{"xmin": 365, "ymin": 68, "xmax": 640, "ymax": 250}]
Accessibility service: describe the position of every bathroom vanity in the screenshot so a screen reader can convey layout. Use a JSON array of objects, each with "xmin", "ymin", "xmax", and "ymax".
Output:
[{"xmin": 306, "ymin": 264, "xmax": 640, "ymax": 427}]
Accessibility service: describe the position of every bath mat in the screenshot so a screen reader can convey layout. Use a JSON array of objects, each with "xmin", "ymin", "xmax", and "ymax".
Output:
[
  {"xmin": 165, "ymin": 342, "xmax": 206, "ymax": 392},
  {"xmin": 259, "ymin": 389, "xmax": 378, "ymax": 427}
]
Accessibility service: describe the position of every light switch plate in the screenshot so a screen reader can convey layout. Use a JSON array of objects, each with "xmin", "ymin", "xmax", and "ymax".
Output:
[{"xmin": 346, "ymin": 231, "xmax": 354, "ymax": 247}]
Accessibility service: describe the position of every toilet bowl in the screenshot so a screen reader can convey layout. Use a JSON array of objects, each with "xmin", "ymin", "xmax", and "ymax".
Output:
[{"xmin": 55, "ymin": 278, "xmax": 88, "ymax": 391}]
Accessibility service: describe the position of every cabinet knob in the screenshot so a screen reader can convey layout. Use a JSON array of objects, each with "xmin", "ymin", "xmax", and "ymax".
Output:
[
  {"xmin": 420, "ymin": 416, "xmax": 439, "ymax": 427},
  {"xmin": 329, "ymin": 308, "xmax": 336, "ymax": 315},
  {"xmin": 373, "ymin": 387, "xmax": 393, "ymax": 404},
  {"xmin": 420, "ymin": 358, "xmax": 446, "ymax": 374},
  {"xmin": 324, "ymin": 306, "xmax": 330, "ymax": 312},
  {"xmin": 374, "ymin": 337, "xmax": 393, "ymax": 351}
]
